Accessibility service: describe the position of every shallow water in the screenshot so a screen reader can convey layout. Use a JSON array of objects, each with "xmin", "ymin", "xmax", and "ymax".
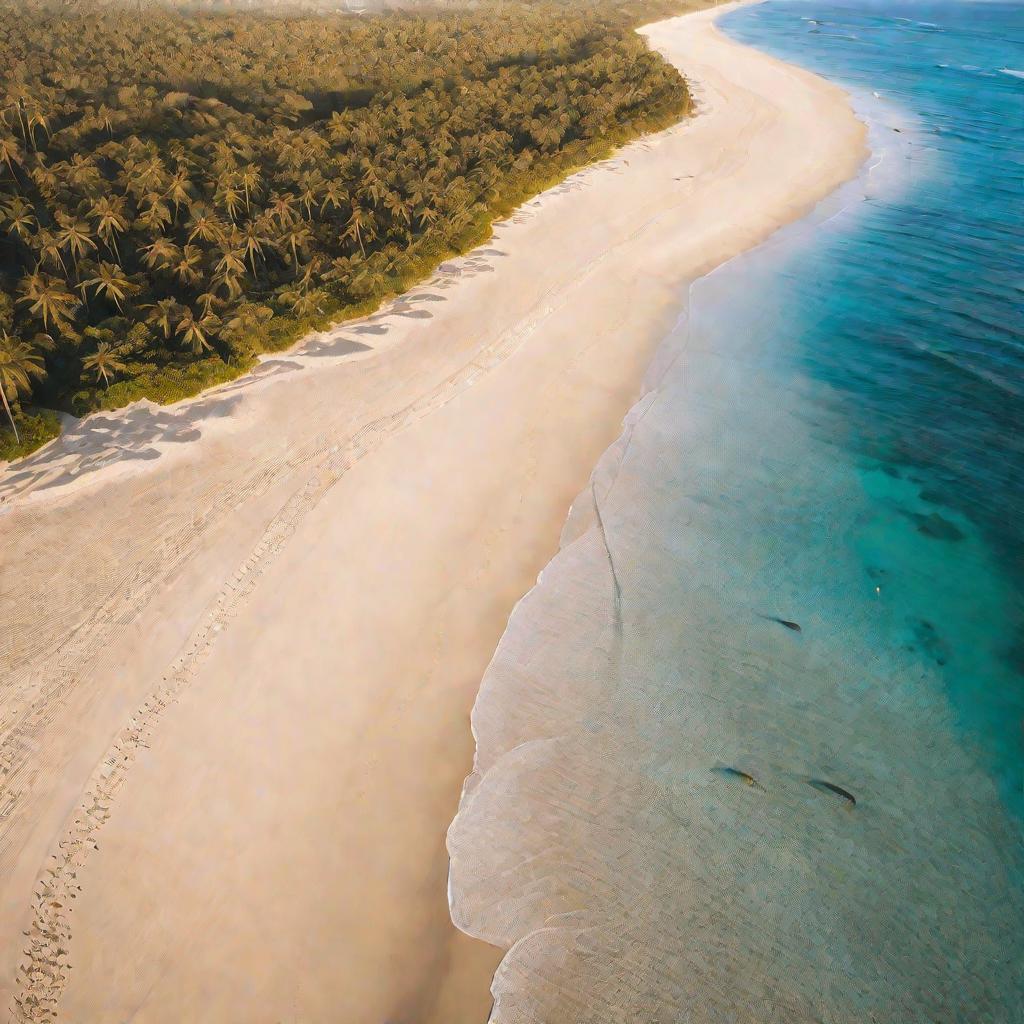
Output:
[
  {"xmin": 449, "ymin": 2, "xmax": 1024, "ymax": 1021},
  {"xmin": 723, "ymin": 0, "xmax": 1024, "ymax": 813}
]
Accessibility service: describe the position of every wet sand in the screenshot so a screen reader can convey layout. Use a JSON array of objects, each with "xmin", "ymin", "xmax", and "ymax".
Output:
[{"xmin": 0, "ymin": 4, "xmax": 866, "ymax": 1021}]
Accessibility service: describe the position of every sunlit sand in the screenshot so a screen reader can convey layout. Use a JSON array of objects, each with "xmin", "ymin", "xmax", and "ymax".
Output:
[{"xmin": 0, "ymin": 4, "xmax": 865, "ymax": 1020}]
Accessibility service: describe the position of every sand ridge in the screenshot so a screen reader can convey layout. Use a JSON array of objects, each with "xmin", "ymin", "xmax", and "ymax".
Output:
[{"xmin": 1, "ymin": 5, "xmax": 867, "ymax": 1021}]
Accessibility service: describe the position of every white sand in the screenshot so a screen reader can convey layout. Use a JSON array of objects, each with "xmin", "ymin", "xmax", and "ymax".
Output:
[{"xmin": 0, "ymin": 5, "xmax": 866, "ymax": 1021}]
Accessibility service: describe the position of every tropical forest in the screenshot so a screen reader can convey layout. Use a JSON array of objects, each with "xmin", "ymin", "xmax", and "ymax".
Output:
[{"xmin": 0, "ymin": 0, "xmax": 695, "ymax": 459}]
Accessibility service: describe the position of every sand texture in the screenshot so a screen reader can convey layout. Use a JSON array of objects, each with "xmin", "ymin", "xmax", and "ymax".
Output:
[{"xmin": 0, "ymin": 5, "xmax": 865, "ymax": 1021}]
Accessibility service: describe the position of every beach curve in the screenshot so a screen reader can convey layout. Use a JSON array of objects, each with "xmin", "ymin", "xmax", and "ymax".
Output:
[{"xmin": 1, "ymin": 4, "xmax": 866, "ymax": 1021}]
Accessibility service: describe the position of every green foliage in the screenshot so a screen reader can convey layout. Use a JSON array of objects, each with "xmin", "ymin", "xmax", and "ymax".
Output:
[
  {"xmin": 72, "ymin": 355, "xmax": 255, "ymax": 412},
  {"xmin": 0, "ymin": 407, "xmax": 60, "ymax": 461},
  {"xmin": 0, "ymin": 0, "xmax": 699, "ymax": 433}
]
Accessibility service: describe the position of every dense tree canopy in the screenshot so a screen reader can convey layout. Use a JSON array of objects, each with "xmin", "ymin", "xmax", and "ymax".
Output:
[{"xmin": 0, "ymin": 0, "xmax": 695, "ymax": 457}]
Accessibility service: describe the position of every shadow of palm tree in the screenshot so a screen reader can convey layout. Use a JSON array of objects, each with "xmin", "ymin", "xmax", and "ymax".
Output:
[{"xmin": 0, "ymin": 393, "xmax": 244, "ymax": 500}]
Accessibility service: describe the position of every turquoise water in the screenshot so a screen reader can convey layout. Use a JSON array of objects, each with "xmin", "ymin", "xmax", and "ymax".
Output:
[
  {"xmin": 722, "ymin": 0, "xmax": 1024, "ymax": 816},
  {"xmin": 449, "ymin": 3, "xmax": 1024, "ymax": 1020}
]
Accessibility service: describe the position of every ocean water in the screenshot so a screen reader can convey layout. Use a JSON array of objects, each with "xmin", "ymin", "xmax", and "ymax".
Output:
[{"xmin": 449, "ymin": 3, "xmax": 1024, "ymax": 1022}]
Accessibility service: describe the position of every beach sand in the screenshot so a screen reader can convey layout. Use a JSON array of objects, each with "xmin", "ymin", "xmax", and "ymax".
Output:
[{"xmin": 0, "ymin": 5, "xmax": 866, "ymax": 1021}]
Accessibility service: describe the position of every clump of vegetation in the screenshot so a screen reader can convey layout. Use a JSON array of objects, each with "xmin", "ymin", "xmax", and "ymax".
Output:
[
  {"xmin": 0, "ymin": 0, "xmax": 696, "ymax": 455},
  {"xmin": 0, "ymin": 406, "xmax": 60, "ymax": 461}
]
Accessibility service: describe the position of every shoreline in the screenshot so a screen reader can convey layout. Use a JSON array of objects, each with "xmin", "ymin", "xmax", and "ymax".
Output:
[
  {"xmin": 1, "ymin": 4, "xmax": 867, "ymax": 1021},
  {"xmin": 447, "ymin": 8, "xmax": 1024, "ymax": 1022}
]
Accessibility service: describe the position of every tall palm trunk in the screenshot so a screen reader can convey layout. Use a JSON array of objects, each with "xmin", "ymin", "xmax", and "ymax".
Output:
[
  {"xmin": 16, "ymin": 99, "xmax": 31, "ymax": 150},
  {"xmin": 1, "ymin": 386, "xmax": 20, "ymax": 444}
]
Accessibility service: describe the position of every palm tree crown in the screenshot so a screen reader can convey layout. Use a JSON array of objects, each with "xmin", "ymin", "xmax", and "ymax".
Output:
[
  {"xmin": 0, "ymin": 329, "xmax": 46, "ymax": 443},
  {"xmin": 82, "ymin": 340, "xmax": 128, "ymax": 389}
]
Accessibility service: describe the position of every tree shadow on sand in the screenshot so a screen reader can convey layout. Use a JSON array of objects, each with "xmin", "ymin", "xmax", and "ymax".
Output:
[
  {"xmin": 0, "ymin": 393, "xmax": 244, "ymax": 500},
  {"xmin": 297, "ymin": 338, "xmax": 373, "ymax": 360}
]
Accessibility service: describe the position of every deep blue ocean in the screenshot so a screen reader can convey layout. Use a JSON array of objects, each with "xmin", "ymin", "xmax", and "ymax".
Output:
[{"xmin": 450, "ymin": 3, "xmax": 1024, "ymax": 1019}]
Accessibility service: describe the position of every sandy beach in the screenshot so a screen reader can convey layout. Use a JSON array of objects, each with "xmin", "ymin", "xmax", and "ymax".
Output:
[{"xmin": 0, "ymin": 5, "xmax": 865, "ymax": 1021}]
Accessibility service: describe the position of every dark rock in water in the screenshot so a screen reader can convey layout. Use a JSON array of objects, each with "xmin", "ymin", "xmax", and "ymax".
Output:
[
  {"xmin": 914, "ymin": 511, "xmax": 966, "ymax": 542},
  {"xmin": 713, "ymin": 766, "xmax": 765, "ymax": 792},
  {"xmin": 807, "ymin": 779, "xmax": 857, "ymax": 806},
  {"xmin": 762, "ymin": 615, "xmax": 802, "ymax": 632},
  {"xmin": 1005, "ymin": 635, "xmax": 1024, "ymax": 677},
  {"xmin": 913, "ymin": 619, "xmax": 951, "ymax": 666},
  {"xmin": 918, "ymin": 488, "xmax": 946, "ymax": 506}
]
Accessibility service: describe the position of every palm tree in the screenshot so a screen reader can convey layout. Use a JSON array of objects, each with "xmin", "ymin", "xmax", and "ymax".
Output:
[
  {"xmin": 359, "ymin": 163, "xmax": 388, "ymax": 206},
  {"xmin": 66, "ymin": 153, "xmax": 102, "ymax": 192},
  {"xmin": 25, "ymin": 108, "xmax": 51, "ymax": 150},
  {"xmin": 141, "ymin": 236, "xmax": 181, "ymax": 271},
  {"xmin": 278, "ymin": 222, "xmax": 311, "ymax": 271},
  {"xmin": 35, "ymin": 230, "xmax": 68, "ymax": 276},
  {"xmin": 170, "ymin": 244, "xmax": 204, "ymax": 286},
  {"xmin": 0, "ymin": 134, "xmax": 21, "ymax": 178},
  {"xmin": 213, "ymin": 244, "xmax": 247, "ymax": 299},
  {"xmin": 266, "ymin": 191, "xmax": 297, "ymax": 229},
  {"xmin": 137, "ymin": 194, "xmax": 173, "ymax": 234},
  {"xmin": 343, "ymin": 205, "xmax": 372, "ymax": 256},
  {"xmin": 175, "ymin": 306, "xmax": 220, "ymax": 355},
  {"xmin": 319, "ymin": 180, "xmax": 346, "ymax": 217},
  {"xmin": 324, "ymin": 254, "xmax": 355, "ymax": 291},
  {"xmin": 27, "ymin": 153, "xmax": 58, "ymax": 201},
  {"xmin": 89, "ymin": 197, "xmax": 129, "ymax": 259},
  {"xmin": 18, "ymin": 274, "xmax": 79, "ymax": 333},
  {"xmin": 82, "ymin": 341, "xmax": 127, "ymax": 389},
  {"xmin": 195, "ymin": 289, "xmax": 219, "ymax": 317},
  {"xmin": 416, "ymin": 203, "xmax": 440, "ymax": 229},
  {"xmin": 213, "ymin": 244, "xmax": 246, "ymax": 282},
  {"xmin": 16, "ymin": 267, "xmax": 45, "ymax": 303},
  {"xmin": 240, "ymin": 220, "xmax": 271, "ymax": 276},
  {"xmin": 187, "ymin": 204, "xmax": 224, "ymax": 245},
  {"xmin": 215, "ymin": 180, "xmax": 244, "ymax": 223},
  {"xmin": 144, "ymin": 297, "xmax": 183, "ymax": 340},
  {"xmin": 222, "ymin": 302, "xmax": 273, "ymax": 346},
  {"xmin": 384, "ymin": 191, "xmax": 411, "ymax": 227},
  {"xmin": 3, "ymin": 89, "xmax": 31, "ymax": 147},
  {"xmin": 290, "ymin": 287, "xmax": 327, "ymax": 318},
  {"xmin": 164, "ymin": 169, "xmax": 192, "ymax": 214},
  {"xmin": 326, "ymin": 111, "xmax": 352, "ymax": 146},
  {"xmin": 82, "ymin": 262, "xmax": 133, "ymax": 313},
  {"xmin": 55, "ymin": 214, "xmax": 97, "ymax": 271},
  {"xmin": 94, "ymin": 103, "xmax": 117, "ymax": 138},
  {"xmin": 297, "ymin": 174, "xmax": 323, "ymax": 219},
  {"xmin": 134, "ymin": 155, "xmax": 169, "ymax": 195},
  {"xmin": 0, "ymin": 330, "xmax": 46, "ymax": 444},
  {"xmin": 239, "ymin": 164, "xmax": 261, "ymax": 214},
  {"xmin": 3, "ymin": 196, "xmax": 36, "ymax": 245}
]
